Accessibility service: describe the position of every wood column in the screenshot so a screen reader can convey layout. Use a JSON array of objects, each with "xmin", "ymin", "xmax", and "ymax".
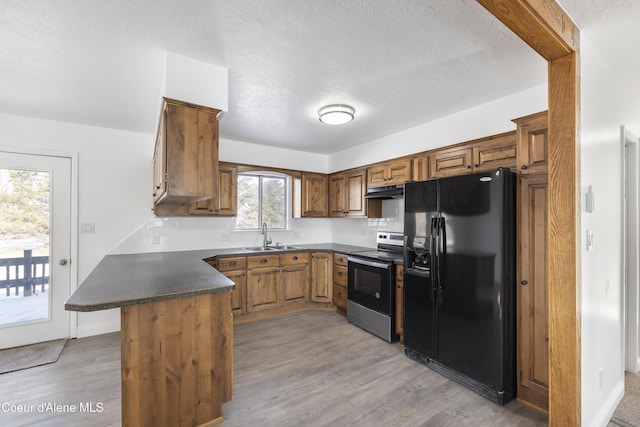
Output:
[{"xmin": 475, "ymin": 1, "xmax": 581, "ymax": 425}]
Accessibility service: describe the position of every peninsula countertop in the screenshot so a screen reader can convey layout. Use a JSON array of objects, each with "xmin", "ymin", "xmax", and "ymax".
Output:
[
  {"xmin": 64, "ymin": 243, "xmax": 376, "ymax": 312},
  {"xmin": 64, "ymin": 250, "xmax": 235, "ymax": 312}
]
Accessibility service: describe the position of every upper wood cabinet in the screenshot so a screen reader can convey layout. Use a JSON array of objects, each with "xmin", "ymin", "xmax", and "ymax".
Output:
[
  {"xmin": 411, "ymin": 155, "xmax": 429, "ymax": 181},
  {"xmin": 430, "ymin": 131, "xmax": 516, "ymax": 178},
  {"xmin": 293, "ymin": 173, "xmax": 328, "ymax": 218},
  {"xmin": 367, "ymin": 159, "xmax": 411, "ymax": 188},
  {"xmin": 215, "ymin": 164, "xmax": 238, "ymax": 216},
  {"xmin": 153, "ymin": 98, "xmax": 220, "ymax": 209},
  {"xmin": 329, "ymin": 168, "xmax": 381, "ymax": 218},
  {"xmin": 513, "ymin": 111, "xmax": 548, "ymax": 175}
]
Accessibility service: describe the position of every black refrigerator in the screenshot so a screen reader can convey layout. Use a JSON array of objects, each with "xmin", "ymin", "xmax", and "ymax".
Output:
[{"xmin": 403, "ymin": 167, "xmax": 516, "ymax": 404}]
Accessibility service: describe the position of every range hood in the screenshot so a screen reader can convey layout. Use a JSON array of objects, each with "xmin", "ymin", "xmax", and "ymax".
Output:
[{"xmin": 364, "ymin": 184, "xmax": 404, "ymax": 199}]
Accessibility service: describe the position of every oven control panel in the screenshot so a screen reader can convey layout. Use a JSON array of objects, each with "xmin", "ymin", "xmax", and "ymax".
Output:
[{"xmin": 376, "ymin": 231, "xmax": 403, "ymax": 247}]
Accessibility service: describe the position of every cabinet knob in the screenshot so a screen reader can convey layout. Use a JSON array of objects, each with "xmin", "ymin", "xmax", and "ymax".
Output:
[
  {"xmin": 338, "ymin": 291, "xmax": 343, "ymax": 297},
  {"xmin": 466, "ymin": 165, "xmax": 472, "ymax": 169},
  {"xmin": 521, "ymin": 280, "xmax": 528, "ymax": 286},
  {"xmin": 261, "ymin": 258, "xmax": 268, "ymax": 264},
  {"xmin": 521, "ymin": 165, "xmax": 529, "ymax": 170},
  {"xmin": 474, "ymin": 164, "xmax": 479, "ymax": 167},
  {"xmin": 292, "ymin": 256, "xmax": 298, "ymax": 261},
  {"xmin": 338, "ymin": 271, "xmax": 343, "ymax": 276},
  {"xmin": 229, "ymin": 261, "xmax": 236, "ymax": 266}
]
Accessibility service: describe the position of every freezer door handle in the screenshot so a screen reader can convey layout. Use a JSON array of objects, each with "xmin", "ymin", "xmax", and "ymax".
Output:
[{"xmin": 435, "ymin": 216, "xmax": 446, "ymax": 305}]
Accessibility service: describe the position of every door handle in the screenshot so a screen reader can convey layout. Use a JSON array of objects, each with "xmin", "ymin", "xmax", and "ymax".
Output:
[{"xmin": 59, "ymin": 259, "xmax": 69, "ymax": 266}]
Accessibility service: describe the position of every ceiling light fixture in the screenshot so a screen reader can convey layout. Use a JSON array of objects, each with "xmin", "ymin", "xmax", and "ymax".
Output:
[{"xmin": 318, "ymin": 104, "xmax": 355, "ymax": 125}]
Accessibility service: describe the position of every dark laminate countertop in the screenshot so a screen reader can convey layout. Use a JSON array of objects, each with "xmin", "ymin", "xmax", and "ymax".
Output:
[
  {"xmin": 65, "ymin": 250, "xmax": 235, "ymax": 312},
  {"xmin": 65, "ymin": 243, "xmax": 378, "ymax": 312}
]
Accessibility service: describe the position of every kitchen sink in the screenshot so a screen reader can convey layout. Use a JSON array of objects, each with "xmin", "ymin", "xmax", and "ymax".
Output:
[{"xmin": 242, "ymin": 245, "xmax": 301, "ymax": 252}]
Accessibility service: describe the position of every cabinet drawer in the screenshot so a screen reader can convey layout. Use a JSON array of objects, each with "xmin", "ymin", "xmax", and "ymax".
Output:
[
  {"xmin": 333, "ymin": 253, "xmax": 348, "ymax": 267},
  {"xmin": 333, "ymin": 265, "xmax": 348, "ymax": 286},
  {"xmin": 279, "ymin": 252, "xmax": 309, "ymax": 266},
  {"xmin": 247, "ymin": 255, "xmax": 280, "ymax": 269},
  {"xmin": 333, "ymin": 284, "xmax": 347, "ymax": 310},
  {"xmin": 217, "ymin": 256, "xmax": 247, "ymax": 272}
]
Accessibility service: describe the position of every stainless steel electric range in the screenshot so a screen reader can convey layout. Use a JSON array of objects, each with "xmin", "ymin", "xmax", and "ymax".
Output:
[{"xmin": 347, "ymin": 231, "xmax": 403, "ymax": 342}]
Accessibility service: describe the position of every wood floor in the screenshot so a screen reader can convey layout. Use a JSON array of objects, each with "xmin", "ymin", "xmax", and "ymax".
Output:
[{"xmin": 0, "ymin": 311, "xmax": 548, "ymax": 426}]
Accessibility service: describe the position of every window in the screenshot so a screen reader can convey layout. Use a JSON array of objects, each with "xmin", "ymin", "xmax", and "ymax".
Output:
[{"xmin": 236, "ymin": 172, "xmax": 288, "ymax": 230}]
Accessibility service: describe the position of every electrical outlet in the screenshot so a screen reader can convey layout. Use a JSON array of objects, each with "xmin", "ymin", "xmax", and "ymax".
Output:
[
  {"xmin": 152, "ymin": 235, "xmax": 161, "ymax": 245},
  {"xmin": 80, "ymin": 222, "xmax": 95, "ymax": 234}
]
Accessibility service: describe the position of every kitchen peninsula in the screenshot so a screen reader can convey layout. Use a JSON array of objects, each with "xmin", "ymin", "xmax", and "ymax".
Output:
[{"xmin": 65, "ymin": 250, "xmax": 235, "ymax": 427}]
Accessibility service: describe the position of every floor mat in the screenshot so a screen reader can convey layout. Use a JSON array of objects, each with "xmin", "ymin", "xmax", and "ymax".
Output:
[{"xmin": 0, "ymin": 339, "xmax": 68, "ymax": 374}]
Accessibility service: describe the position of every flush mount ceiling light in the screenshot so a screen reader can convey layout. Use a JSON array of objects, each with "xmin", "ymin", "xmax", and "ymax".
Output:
[{"xmin": 318, "ymin": 104, "xmax": 355, "ymax": 125}]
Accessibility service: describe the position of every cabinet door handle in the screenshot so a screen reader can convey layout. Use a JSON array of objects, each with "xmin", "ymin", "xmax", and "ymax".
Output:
[
  {"xmin": 292, "ymin": 256, "xmax": 298, "ymax": 261},
  {"xmin": 521, "ymin": 165, "xmax": 529, "ymax": 170},
  {"xmin": 466, "ymin": 165, "xmax": 472, "ymax": 169},
  {"xmin": 338, "ymin": 271, "xmax": 343, "ymax": 276},
  {"xmin": 521, "ymin": 280, "xmax": 528, "ymax": 286},
  {"xmin": 474, "ymin": 163, "xmax": 479, "ymax": 167},
  {"xmin": 229, "ymin": 261, "xmax": 236, "ymax": 266},
  {"xmin": 338, "ymin": 291, "xmax": 343, "ymax": 297},
  {"xmin": 261, "ymin": 258, "xmax": 268, "ymax": 264}
]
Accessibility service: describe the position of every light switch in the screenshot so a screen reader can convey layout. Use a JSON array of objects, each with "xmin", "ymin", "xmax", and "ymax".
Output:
[
  {"xmin": 585, "ymin": 185, "xmax": 595, "ymax": 213},
  {"xmin": 586, "ymin": 230, "xmax": 594, "ymax": 251}
]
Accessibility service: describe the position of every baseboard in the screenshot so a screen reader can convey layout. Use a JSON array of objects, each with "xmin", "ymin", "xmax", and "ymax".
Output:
[
  {"xmin": 76, "ymin": 320, "xmax": 120, "ymax": 338},
  {"xmin": 588, "ymin": 379, "xmax": 624, "ymax": 427}
]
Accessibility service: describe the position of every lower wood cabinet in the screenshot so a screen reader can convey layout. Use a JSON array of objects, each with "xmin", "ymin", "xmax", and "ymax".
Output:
[
  {"xmin": 332, "ymin": 253, "xmax": 348, "ymax": 315},
  {"xmin": 311, "ymin": 252, "xmax": 333, "ymax": 303},
  {"xmin": 395, "ymin": 264, "xmax": 404, "ymax": 341},
  {"xmin": 279, "ymin": 253, "xmax": 310, "ymax": 305},
  {"xmin": 247, "ymin": 266, "xmax": 280, "ymax": 312},
  {"xmin": 207, "ymin": 256, "xmax": 246, "ymax": 315},
  {"xmin": 517, "ymin": 173, "xmax": 549, "ymax": 413}
]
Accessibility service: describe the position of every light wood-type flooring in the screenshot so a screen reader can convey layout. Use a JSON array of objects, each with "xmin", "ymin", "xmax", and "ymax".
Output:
[{"xmin": 0, "ymin": 311, "xmax": 548, "ymax": 426}]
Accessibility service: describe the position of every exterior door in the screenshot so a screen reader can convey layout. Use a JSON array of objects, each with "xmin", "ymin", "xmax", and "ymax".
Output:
[{"xmin": 0, "ymin": 151, "xmax": 72, "ymax": 349}]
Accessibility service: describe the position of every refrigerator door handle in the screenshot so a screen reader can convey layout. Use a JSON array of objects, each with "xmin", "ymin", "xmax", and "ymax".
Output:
[
  {"xmin": 429, "ymin": 217, "xmax": 438, "ymax": 302},
  {"xmin": 436, "ymin": 217, "xmax": 446, "ymax": 305}
]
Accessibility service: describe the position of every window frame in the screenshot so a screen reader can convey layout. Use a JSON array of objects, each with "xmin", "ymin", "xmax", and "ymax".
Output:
[{"xmin": 234, "ymin": 171, "xmax": 290, "ymax": 231}]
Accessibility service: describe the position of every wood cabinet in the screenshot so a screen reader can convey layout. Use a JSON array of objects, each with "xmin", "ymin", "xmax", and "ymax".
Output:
[
  {"xmin": 215, "ymin": 164, "xmax": 238, "ymax": 216},
  {"xmin": 207, "ymin": 257, "xmax": 246, "ymax": 315},
  {"xmin": 429, "ymin": 131, "xmax": 516, "ymax": 178},
  {"xmin": 395, "ymin": 264, "xmax": 404, "ymax": 341},
  {"xmin": 411, "ymin": 155, "xmax": 429, "ymax": 181},
  {"xmin": 513, "ymin": 111, "xmax": 548, "ymax": 175},
  {"xmin": 367, "ymin": 159, "xmax": 411, "ymax": 188},
  {"xmin": 294, "ymin": 173, "xmax": 328, "ymax": 218},
  {"xmin": 329, "ymin": 168, "xmax": 381, "ymax": 218},
  {"xmin": 517, "ymin": 174, "xmax": 549, "ymax": 413},
  {"xmin": 246, "ymin": 253, "xmax": 311, "ymax": 312},
  {"xmin": 153, "ymin": 98, "xmax": 220, "ymax": 213},
  {"xmin": 311, "ymin": 252, "xmax": 333, "ymax": 303},
  {"xmin": 247, "ymin": 265, "xmax": 280, "ymax": 313},
  {"xmin": 279, "ymin": 253, "xmax": 309, "ymax": 305},
  {"xmin": 332, "ymin": 253, "xmax": 348, "ymax": 315}
]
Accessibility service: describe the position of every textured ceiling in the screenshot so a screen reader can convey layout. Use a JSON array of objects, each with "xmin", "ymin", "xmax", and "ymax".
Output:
[{"xmin": 0, "ymin": 1, "xmax": 635, "ymax": 154}]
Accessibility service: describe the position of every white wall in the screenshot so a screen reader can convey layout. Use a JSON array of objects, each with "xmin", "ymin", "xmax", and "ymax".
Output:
[
  {"xmin": 579, "ymin": 34, "xmax": 640, "ymax": 426},
  {"xmin": 328, "ymin": 85, "xmax": 547, "ymax": 173},
  {"xmin": 0, "ymin": 112, "xmax": 154, "ymax": 337}
]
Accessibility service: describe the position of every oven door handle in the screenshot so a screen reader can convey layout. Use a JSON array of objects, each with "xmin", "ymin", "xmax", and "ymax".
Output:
[{"xmin": 347, "ymin": 256, "xmax": 391, "ymax": 270}]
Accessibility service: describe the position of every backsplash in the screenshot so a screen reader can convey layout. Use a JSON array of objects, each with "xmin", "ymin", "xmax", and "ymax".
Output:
[{"xmin": 110, "ymin": 199, "xmax": 404, "ymax": 254}]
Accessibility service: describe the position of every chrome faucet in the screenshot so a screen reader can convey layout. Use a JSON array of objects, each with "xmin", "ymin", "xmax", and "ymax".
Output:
[{"xmin": 261, "ymin": 222, "xmax": 272, "ymax": 249}]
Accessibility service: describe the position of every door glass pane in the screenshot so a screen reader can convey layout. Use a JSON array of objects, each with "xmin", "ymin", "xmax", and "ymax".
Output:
[{"xmin": 0, "ymin": 168, "xmax": 51, "ymax": 327}]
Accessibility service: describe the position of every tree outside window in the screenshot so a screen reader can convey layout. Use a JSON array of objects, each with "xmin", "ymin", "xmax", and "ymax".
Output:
[{"xmin": 236, "ymin": 173, "xmax": 288, "ymax": 230}]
